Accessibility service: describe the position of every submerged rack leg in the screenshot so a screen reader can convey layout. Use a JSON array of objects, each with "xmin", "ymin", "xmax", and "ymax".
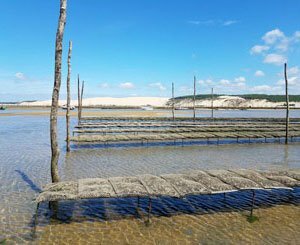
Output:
[
  {"xmin": 32, "ymin": 203, "xmax": 40, "ymax": 239},
  {"xmin": 136, "ymin": 197, "xmax": 141, "ymax": 218},
  {"xmin": 250, "ymin": 190, "xmax": 255, "ymax": 217},
  {"xmin": 146, "ymin": 197, "xmax": 152, "ymax": 225}
]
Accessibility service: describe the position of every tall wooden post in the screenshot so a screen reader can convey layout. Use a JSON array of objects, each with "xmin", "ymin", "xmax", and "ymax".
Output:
[
  {"xmin": 172, "ymin": 82, "xmax": 175, "ymax": 121},
  {"xmin": 66, "ymin": 41, "xmax": 72, "ymax": 152},
  {"xmin": 50, "ymin": 0, "xmax": 67, "ymax": 183},
  {"xmin": 211, "ymin": 87, "xmax": 214, "ymax": 119},
  {"xmin": 79, "ymin": 81, "xmax": 85, "ymax": 120},
  {"xmin": 77, "ymin": 75, "xmax": 81, "ymax": 123},
  {"xmin": 193, "ymin": 76, "xmax": 196, "ymax": 121},
  {"xmin": 284, "ymin": 63, "xmax": 289, "ymax": 144}
]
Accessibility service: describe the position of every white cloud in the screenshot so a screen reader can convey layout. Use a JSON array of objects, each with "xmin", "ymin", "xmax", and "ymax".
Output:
[
  {"xmin": 187, "ymin": 20, "xmax": 202, "ymax": 25},
  {"xmin": 262, "ymin": 29, "xmax": 285, "ymax": 44},
  {"xmin": 263, "ymin": 53, "xmax": 286, "ymax": 65},
  {"xmin": 187, "ymin": 19, "xmax": 238, "ymax": 27},
  {"xmin": 149, "ymin": 82, "xmax": 166, "ymax": 91},
  {"xmin": 198, "ymin": 79, "xmax": 214, "ymax": 85},
  {"xmin": 179, "ymin": 86, "xmax": 193, "ymax": 93},
  {"xmin": 294, "ymin": 31, "xmax": 300, "ymax": 42},
  {"xmin": 250, "ymin": 45, "xmax": 269, "ymax": 54},
  {"xmin": 288, "ymin": 66, "xmax": 299, "ymax": 75},
  {"xmin": 99, "ymin": 82, "xmax": 109, "ymax": 88},
  {"xmin": 234, "ymin": 76, "xmax": 246, "ymax": 83},
  {"xmin": 250, "ymin": 85, "xmax": 272, "ymax": 92},
  {"xmin": 289, "ymin": 76, "xmax": 300, "ymax": 85},
  {"xmin": 254, "ymin": 70, "xmax": 265, "ymax": 77},
  {"xmin": 223, "ymin": 20, "xmax": 238, "ymax": 26},
  {"xmin": 119, "ymin": 82, "xmax": 134, "ymax": 89},
  {"xmin": 15, "ymin": 72, "xmax": 25, "ymax": 80},
  {"xmin": 219, "ymin": 79, "xmax": 231, "ymax": 85},
  {"xmin": 275, "ymin": 37, "xmax": 289, "ymax": 51},
  {"xmin": 250, "ymin": 29, "xmax": 300, "ymax": 66},
  {"xmin": 277, "ymin": 76, "xmax": 299, "ymax": 86}
]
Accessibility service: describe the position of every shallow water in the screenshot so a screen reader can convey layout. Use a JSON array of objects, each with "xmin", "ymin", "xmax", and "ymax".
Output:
[{"xmin": 0, "ymin": 113, "xmax": 299, "ymax": 244}]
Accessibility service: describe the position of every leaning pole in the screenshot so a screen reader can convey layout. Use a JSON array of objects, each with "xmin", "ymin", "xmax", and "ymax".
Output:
[
  {"xmin": 284, "ymin": 63, "xmax": 289, "ymax": 144},
  {"xmin": 66, "ymin": 41, "xmax": 72, "ymax": 152},
  {"xmin": 77, "ymin": 74, "xmax": 81, "ymax": 123},
  {"xmin": 50, "ymin": 0, "xmax": 67, "ymax": 183},
  {"xmin": 172, "ymin": 82, "xmax": 175, "ymax": 121},
  {"xmin": 193, "ymin": 76, "xmax": 196, "ymax": 121}
]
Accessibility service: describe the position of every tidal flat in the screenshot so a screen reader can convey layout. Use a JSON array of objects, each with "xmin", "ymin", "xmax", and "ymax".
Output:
[{"xmin": 0, "ymin": 109, "xmax": 299, "ymax": 244}]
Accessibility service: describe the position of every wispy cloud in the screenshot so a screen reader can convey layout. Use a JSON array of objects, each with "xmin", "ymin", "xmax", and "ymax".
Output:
[
  {"xmin": 187, "ymin": 19, "xmax": 238, "ymax": 27},
  {"xmin": 149, "ymin": 82, "xmax": 166, "ymax": 91},
  {"xmin": 15, "ymin": 72, "xmax": 25, "ymax": 80},
  {"xmin": 223, "ymin": 20, "xmax": 238, "ymax": 26},
  {"xmin": 234, "ymin": 76, "xmax": 246, "ymax": 83},
  {"xmin": 254, "ymin": 70, "xmax": 265, "ymax": 77},
  {"xmin": 98, "ymin": 82, "xmax": 109, "ymax": 88},
  {"xmin": 263, "ymin": 53, "xmax": 287, "ymax": 66},
  {"xmin": 119, "ymin": 82, "xmax": 134, "ymax": 89},
  {"xmin": 250, "ymin": 45, "xmax": 269, "ymax": 55}
]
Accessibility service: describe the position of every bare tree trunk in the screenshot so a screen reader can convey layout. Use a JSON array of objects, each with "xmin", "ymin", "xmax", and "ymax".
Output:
[
  {"xmin": 79, "ymin": 81, "xmax": 85, "ymax": 120},
  {"xmin": 193, "ymin": 76, "xmax": 196, "ymax": 121},
  {"xmin": 284, "ymin": 63, "xmax": 289, "ymax": 144},
  {"xmin": 172, "ymin": 82, "xmax": 175, "ymax": 121},
  {"xmin": 66, "ymin": 41, "xmax": 72, "ymax": 152},
  {"xmin": 50, "ymin": 0, "xmax": 67, "ymax": 183},
  {"xmin": 211, "ymin": 87, "xmax": 214, "ymax": 119},
  {"xmin": 77, "ymin": 74, "xmax": 81, "ymax": 123}
]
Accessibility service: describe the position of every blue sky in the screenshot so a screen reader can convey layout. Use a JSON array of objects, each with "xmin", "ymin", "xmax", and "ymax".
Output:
[{"xmin": 0, "ymin": 0, "xmax": 300, "ymax": 101}]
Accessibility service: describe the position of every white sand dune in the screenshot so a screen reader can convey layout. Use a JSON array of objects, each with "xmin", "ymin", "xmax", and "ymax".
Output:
[
  {"xmin": 20, "ymin": 97, "xmax": 169, "ymax": 107},
  {"xmin": 174, "ymin": 96, "xmax": 300, "ymax": 108},
  {"xmin": 19, "ymin": 95, "xmax": 300, "ymax": 108}
]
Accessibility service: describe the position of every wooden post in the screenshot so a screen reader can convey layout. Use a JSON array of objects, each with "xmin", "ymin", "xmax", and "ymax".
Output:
[
  {"xmin": 211, "ymin": 87, "xmax": 214, "ymax": 119},
  {"xmin": 80, "ymin": 81, "xmax": 85, "ymax": 121},
  {"xmin": 77, "ymin": 75, "xmax": 81, "ymax": 123},
  {"xmin": 50, "ymin": 0, "xmax": 67, "ymax": 183},
  {"xmin": 66, "ymin": 41, "xmax": 72, "ymax": 152},
  {"xmin": 193, "ymin": 76, "xmax": 196, "ymax": 121},
  {"xmin": 284, "ymin": 63, "xmax": 289, "ymax": 144},
  {"xmin": 172, "ymin": 82, "xmax": 175, "ymax": 121}
]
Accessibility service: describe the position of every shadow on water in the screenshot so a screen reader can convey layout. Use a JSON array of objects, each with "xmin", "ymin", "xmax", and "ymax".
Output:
[
  {"xmin": 15, "ymin": 170, "xmax": 42, "ymax": 193},
  {"xmin": 33, "ymin": 188, "xmax": 300, "ymax": 228}
]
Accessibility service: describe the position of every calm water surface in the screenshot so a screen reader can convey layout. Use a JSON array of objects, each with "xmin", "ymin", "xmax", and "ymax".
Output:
[{"xmin": 0, "ymin": 112, "xmax": 299, "ymax": 244}]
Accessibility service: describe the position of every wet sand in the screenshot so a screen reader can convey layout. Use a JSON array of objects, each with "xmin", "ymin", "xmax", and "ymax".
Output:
[
  {"xmin": 0, "ymin": 108, "xmax": 167, "ymax": 118},
  {"xmin": 36, "ymin": 205, "xmax": 300, "ymax": 245},
  {"xmin": 1, "ymin": 110, "xmax": 299, "ymax": 244}
]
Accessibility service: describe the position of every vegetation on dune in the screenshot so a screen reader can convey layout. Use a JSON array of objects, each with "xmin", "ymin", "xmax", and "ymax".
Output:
[{"xmin": 174, "ymin": 94, "xmax": 300, "ymax": 102}]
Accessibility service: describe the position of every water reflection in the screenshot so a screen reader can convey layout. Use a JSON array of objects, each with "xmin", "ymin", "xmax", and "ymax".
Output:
[{"xmin": 0, "ymin": 115, "xmax": 299, "ymax": 243}]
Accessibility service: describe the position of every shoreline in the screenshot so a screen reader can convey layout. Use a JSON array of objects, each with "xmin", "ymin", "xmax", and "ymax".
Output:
[{"xmin": 2, "ymin": 105, "xmax": 300, "ymax": 110}]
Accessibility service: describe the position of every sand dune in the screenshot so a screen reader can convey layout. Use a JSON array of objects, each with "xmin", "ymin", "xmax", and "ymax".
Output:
[
  {"xmin": 18, "ymin": 95, "xmax": 300, "ymax": 108},
  {"xmin": 20, "ymin": 97, "xmax": 169, "ymax": 107}
]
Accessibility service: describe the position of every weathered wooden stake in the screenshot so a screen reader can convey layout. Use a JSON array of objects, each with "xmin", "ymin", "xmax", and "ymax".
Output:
[
  {"xmin": 79, "ymin": 80, "xmax": 85, "ymax": 120},
  {"xmin": 77, "ymin": 75, "xmax": 81, "ymax": 123},
  {"xmin": 50, "ymin": 0, "xmax": 67, "ymax": 183},
  {"xmin": 211, "ymin": 87, "xmax": 214, "ymax": 119},
  {"xmin": 172, "ymin": 82, "xmax": 175, "ymax": 121},
  {"xmin": 284, "ymin": 63, "xmax": 289, "ymax": 144},
  {"xmin": 193, "ymin": 76, "xmax": 196, "ymax": 121},
  {"xmin": 66, "ymin": 41, "xmax": 72, "ymax": 152}
]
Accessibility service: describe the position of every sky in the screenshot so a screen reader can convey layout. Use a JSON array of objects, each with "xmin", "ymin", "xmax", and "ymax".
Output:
[{"xmin": 0, "ymin": 0, "xmax": 300, "ymax": 101}]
